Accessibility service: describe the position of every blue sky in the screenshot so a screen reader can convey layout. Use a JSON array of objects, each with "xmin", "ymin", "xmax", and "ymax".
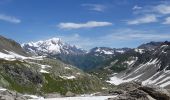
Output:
[{"xmin": 0, "ymin": 0, "xmax": 170, "ymax": 50}]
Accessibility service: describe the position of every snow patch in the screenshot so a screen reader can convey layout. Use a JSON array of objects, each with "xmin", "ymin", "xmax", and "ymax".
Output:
[
  {"xmin": 40, "ymin": 69, "xmax": 49, "ymax": 73},
  {"xmin": 102, "ymin": 50, "xmax": 114, "ymax": 55},
  {"xmin": 116, "ymin": 50, "xmax": 125, "ymax": 54},
  {"xmin": 29, "ymin": 95, "xmax": 117, "ymax": 100},
  {"xmin": 27, "ymin": 62, "xmax": 52, "ymax": 74},
  {"xmin": 24, "ymin": 95, "xmax": 44, "ymax": 99},
  {"xmin": 0, "ymin": 87, "xmax": 7, "ymax": 91},
  {"xmin": 0, "ymin": 50, "xmax": 44, "ymax": 61},
  {"xmin": 107, "ymin": 73, "xmax": 144, "ymax": 85},
  {"xmin": 64, "ymin": 67, "xmax": 71, "ymax": 70},
  {"xmin": 135, "ymin": 49, "xmax": 145, "ymax": 54},
  {"xmin": 60, "ymin": 75, "xmax": 76, "ymax": 79}
]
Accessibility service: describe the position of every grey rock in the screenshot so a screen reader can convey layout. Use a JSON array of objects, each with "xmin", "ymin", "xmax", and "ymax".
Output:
[
  {"xmin": 0, "ymin": 95, "xmax": 15, "ymax": 100},
  {"xmin": 44, "ymin": 92, "xmax": 62, "ymax": 98},
  {"xmin": 65, "ymin": 91, "xmax": 75, "ymax": 97}
]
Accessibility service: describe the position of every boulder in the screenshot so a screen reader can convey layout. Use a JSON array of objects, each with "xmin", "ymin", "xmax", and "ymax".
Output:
[
  {"xmin": 65, "ymin": 91, "xmax": 75, "ymax": 97},
  {"xmin": 139, "ymin": 86, "xmax": 170, "ymax": 100},
  {"xmin": 44, "ymin": 92, "xmax": 62, "ymax": 98}
]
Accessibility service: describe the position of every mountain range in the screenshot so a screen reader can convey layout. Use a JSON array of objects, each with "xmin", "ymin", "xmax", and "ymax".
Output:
[{"xmin": 0, "ymin": 35, "xmax": 170, "ymax": 99}]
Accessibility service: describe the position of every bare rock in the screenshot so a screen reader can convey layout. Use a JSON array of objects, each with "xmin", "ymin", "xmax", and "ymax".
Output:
[
  {"xmin": 44, "ymin": 92, "xmax": 62, "ymax": 98},
  {"xmin": 65, "ymin": 91, "xmax": 75, "ymax": 97}
]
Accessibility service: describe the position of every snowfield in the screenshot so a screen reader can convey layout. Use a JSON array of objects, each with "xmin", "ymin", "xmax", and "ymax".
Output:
[
  {"xmin": 30, "ymin": 95, "xmax": 117, "ymax": 100},
  {"xmin": 107, "ymin": 58, "xmax": 170, "ymax": 88},
  {"xmin": 0, "ymin": 51, "xmax": 44, "ymax": 61}
]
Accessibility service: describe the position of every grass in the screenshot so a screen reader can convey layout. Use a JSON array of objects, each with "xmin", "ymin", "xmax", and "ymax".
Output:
[{"xmin": 41, "ymin": 73, "xmax": 103, "ymax": 95}]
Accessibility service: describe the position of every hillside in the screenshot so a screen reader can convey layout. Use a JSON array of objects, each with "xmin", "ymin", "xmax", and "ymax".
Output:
[
  {"xmin": 92, "ymin": 41, "xmax": 170, "ymax": 89},
  {"xmin": 0, "ymin": 36, "xmax": 108, "ymax": 96}
]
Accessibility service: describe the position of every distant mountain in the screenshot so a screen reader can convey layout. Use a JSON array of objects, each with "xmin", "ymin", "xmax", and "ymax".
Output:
[
  {"xmin": 22, "ymin": 38, "xmax": 86, "ymax": 56},
  {"xmin": 89, "ymin": 47, "xmax": 130, "ymax": 56},
  {"xmin": 54, "ymin": 47, "xmax": 131, "ymax": 71},
  {"xmin": 138, "ymin": 41, "xmax": 163, "ymax": 50}
]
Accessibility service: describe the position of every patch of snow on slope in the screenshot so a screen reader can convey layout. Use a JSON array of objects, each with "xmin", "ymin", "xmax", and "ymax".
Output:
[
  {"xmin": 24, "ymin": 95, "xmax": 44, "ymax": 99},
  {"xmin": 159, "ymin": 81, "xmax": 170, "ymax": 87},
  {"xmin": 64, "ymin": 67, "xmax": 71, "ymax": 69},
  {"xmin": 142, "ymin": 72, "xmax": 162, "ymax": 85},
  {"xmin": 0, "ymin": 50, "xmax": 44, "ymax": 61},
  {"xmin": 156, "ymin": 77, "xmax": 170, "ymax": 86},
  {"xmin": 135, "ymin": 49, "xmax": 145, "ymax": 54},
  {"xmin": 116, "ymin": 50, "xmax": 125, "ymax": 54},
  {"xmin": 161, "ymin": 45, "xmax": 168, "ymax": 48},
  {"xmin": 60, "ymin": 75, "xmax": 76, "ymax": 79},
  {"xmin": 102, "ymin": 50, "xmax": 114, "ymax": 54},
  {"xmin": 0, "ymin": 52, "xmax": 16, "ymax": 61},
  {"xmin": 95, "ymin": 48, "xmax": 114, "ymax": 55},
  {"xmin": 0, "ymin": 87, "xmax": 7, "ymax": 91},
  {"xmin": 124, "ymin": 59, "xmax": 136, "ymax": 66},
  {"xmin": 107, "ymin": 73, "xmax": 143, "ymax": 85},
  {"xmin": 29, "ymin": 95, "xmax": 117, "ymax": 100},
  {"xmin": 40, "ymin": 69, "xmax": 49, "ymax": 73},
  {"xmin": 133, "ymin": 58, "xmax": 159, "ymax": 74},
  {"xmin": 141, "ymin": 68, "xmax": 170, "ymax": 87},
  {"xmin": 27, "ymin": 62, "xmax": 51, "ymax": 73},
  {"xmin": 38, "ymin": 64, "xmax": 51, "ymax": 73}
]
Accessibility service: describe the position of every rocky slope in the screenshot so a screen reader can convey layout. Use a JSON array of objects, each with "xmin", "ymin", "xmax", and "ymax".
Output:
[
  {"xmin": 0, "ymin": 35, "xmax": 28, "ymax": 56},
  {"xmin": 108, "ymin": 82, "xmax": 170, "ymax": 100},
  {"xmin": 95, "ymin": 41, "xmax": 170, "ymax": 89}
]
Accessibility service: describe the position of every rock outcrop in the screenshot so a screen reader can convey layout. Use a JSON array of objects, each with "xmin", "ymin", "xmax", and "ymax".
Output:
[{"xmin": 108, "ymin": 82, "xmax": 170, "ymax": 100}]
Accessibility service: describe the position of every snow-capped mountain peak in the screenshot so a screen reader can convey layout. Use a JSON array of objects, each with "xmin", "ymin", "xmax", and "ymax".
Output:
[{"xmin": 22, "ymin": 38, "xmax": 86, "ymax": 56}]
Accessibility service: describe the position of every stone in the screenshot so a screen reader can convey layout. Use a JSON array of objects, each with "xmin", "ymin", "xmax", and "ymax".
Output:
[
  {"xmin": 65, "ymin": 91, "xmax": 75, "ymax": 97},
  {"xmin": 44, "ymin": 92, "xmax": 62, "ymax": 98}
]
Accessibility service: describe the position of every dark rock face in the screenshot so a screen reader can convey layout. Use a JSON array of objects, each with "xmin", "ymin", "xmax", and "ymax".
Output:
[
  {"xmin": 139, "ymin": 86, "xmax": 170, "ymax": 100},
  {"xmin": 1, "ymin": 62, "xmax": 43, "ymax": 85},
  {"xmin": 109, "ymin": 90, "xmax": 149, "ymax": 100}
]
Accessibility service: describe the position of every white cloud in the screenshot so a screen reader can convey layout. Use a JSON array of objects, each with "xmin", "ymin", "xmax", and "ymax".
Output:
[
  {"xmin": 82, "ymin": 4, "xmax": 106, "ymax": 12},
  {"xmin": 0, "ymin": 14, "xmax": 21, "ymax": 23},
  {"xmin": 133, "ymin": 5, "xmax": 142, "ymax": 10},
  {"xmin": 129, "ymin": 2, "xmax": 170, "ymax": 25},
  {"xmin": 58, "ymin": 21, "xmax": 112, "ymax": 29},
  {"xmin": 109, "ymin": 33, "xmax": 170, "ymax": 40},
  {"xmin": 127, "ymin": 14, "xmax": 158, "ymax": 25},
  {"xmin": 103, "ymin": 29, "xmax": 170, "ymax": 41},
  {"xmin": 163, "ymin": 17, "xmax": 170, "ymax": 24},
  {"xmin": 154, "ymin": 4, "xmax": 170, "ymax": 14}
]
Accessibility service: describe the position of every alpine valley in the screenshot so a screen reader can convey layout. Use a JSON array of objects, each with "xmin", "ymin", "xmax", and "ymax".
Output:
[{"xmin": 0, "ymin": 35, "xmax": 170, "ymax": 100}]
